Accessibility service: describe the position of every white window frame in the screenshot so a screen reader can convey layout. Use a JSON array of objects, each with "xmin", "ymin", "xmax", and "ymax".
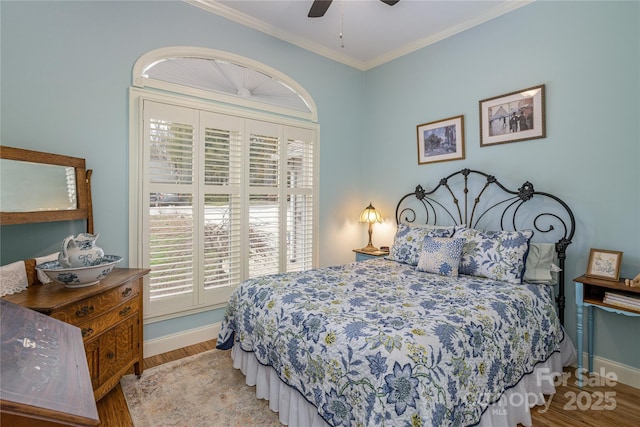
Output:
[
  {"xmin": 132, "ymin": 46, "xmax": 317, "ymax": 122},
  {"xmin": 129, "ymin": 48, "xmax": 319, "ymax": 323}
]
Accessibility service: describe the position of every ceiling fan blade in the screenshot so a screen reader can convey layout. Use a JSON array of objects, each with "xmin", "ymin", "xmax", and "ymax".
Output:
[
  {"xmin": 308, "ymin": 0, "xmax": 333, "ymax": 18},
  {"xmin": 380, "ymin": 0, "xmax": 400, "ymax": 5}
]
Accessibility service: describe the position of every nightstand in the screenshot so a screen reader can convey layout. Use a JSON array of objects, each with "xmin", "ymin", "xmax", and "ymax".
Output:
[
  {"xmin": 353, "ymin": 248, "xmax": 389, "ymax": 262},
  {"xmin": 573, "ymin": 275, "xmax": 640, "ymax": 386}
]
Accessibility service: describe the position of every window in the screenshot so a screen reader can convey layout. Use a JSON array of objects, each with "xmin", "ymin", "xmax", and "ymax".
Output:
[{"xmin": 130, "ymin": 48, "xmax": 318, "ymax": 320}]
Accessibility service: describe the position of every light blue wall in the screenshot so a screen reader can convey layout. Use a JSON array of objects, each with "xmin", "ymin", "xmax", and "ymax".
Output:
[
  {"xmin": 0, "ymin": 0, "xmax": 364, "ymax": 267},
  {"xmin": 363, "ymin": 1, "xmax": 640, "ymax": 369},
  {"xmin": 0, "ymin": 0, "xmax": 365, "ymax": 339},
  {"xmin": 2, "ymin": 1, "xmax": 638, "ymax": 368}
]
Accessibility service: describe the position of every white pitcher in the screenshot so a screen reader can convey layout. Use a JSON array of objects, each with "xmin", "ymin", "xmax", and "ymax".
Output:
[{"xmin": 58, "ymin": 233, "xmax": 104, "ymax": 268}]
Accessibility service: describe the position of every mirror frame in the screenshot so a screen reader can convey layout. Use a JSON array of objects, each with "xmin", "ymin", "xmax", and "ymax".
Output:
[{"xmin": 0, "ymin": 146, "xmax": 93, "ymax": 231}]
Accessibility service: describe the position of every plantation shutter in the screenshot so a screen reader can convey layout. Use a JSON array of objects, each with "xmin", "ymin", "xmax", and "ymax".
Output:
[
  {"xmin": 285, "ymin": 127, "xmax": 314, "ymax": 272},
  {"xmin": 247, "ymin": 121, "xmax": 280, "ymax": 278},
  {"xmin": 141, "ymin": 101, "xmax": 317, "ymax": 318},
  {"xmin": 200, "ymin": 112, "xmax": 243, "ymax": 306},
  {"xmin": 144, "ymin": 101, "xmax": 197, "ymax": 314}
]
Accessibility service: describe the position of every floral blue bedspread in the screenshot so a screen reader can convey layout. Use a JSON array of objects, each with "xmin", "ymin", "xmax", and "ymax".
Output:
[{"xmin": 217, "ymin": 258, "xmax": 563, "ymax": 427}]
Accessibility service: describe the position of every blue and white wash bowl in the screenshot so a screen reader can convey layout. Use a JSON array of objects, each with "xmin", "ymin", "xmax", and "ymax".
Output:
[{"xmin": 36, "ymin": 255, "xmax": 122, "ymax": 288}]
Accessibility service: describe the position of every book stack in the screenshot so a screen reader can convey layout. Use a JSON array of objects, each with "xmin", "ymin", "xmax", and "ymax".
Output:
[{"xmin": 602, "ymin": 292, "xmax": 640, "ymax": 311}]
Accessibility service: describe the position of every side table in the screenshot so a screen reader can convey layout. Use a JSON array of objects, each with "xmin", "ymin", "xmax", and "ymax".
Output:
[
  {"xmin": 573, "ymin": 275, "xmax": 640, "ymax": 386},
  {"xmin": 353, "ymin": 248, "xmax": 389, "ymax": 262}
]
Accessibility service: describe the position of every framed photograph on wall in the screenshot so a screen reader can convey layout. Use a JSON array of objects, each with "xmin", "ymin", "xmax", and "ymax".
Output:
[
  {"xmin": 479, "ymin": 84, "xmax": 545, "ymax": 147},
  {"xmin": 586, "ymin": 248, "xmax": 623, "ymax": 281},
  {"xmin": 417, "ymin": 115, "xmax": 465, "ymax": 165}
]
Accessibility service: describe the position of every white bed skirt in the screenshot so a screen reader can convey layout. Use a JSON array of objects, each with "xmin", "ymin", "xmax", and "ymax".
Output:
[{"xmin": 231, "ymin": 334, "xmax": 576, "ymax": 427}]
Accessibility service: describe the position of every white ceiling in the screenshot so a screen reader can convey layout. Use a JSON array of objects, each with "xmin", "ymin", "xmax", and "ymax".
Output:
[{"xmin": 188, "ymin": 0, "xmax": 533, "ymax": 70}]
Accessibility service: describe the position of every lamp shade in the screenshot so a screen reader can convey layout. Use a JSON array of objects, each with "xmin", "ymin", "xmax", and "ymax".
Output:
[{"xmin": 359, "ymin": 203, "xmax": 382, "ymax": 224}]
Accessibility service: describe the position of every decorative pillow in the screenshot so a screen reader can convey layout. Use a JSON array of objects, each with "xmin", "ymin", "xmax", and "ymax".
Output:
[
  {"xmin": 388, "ymin": 223, "xmax": 454, "ymax": 266},
  {"xmin": 0, "ymin": 260, "xmax": 28, "ymax": 297},
  {"xmin": 416, "ymin": 236, "xmax": 465, "ymax": 277},
  {"xmin": 452, "ymin": 227, "xmax": 533, "ymax": 284},
  {"xmin": 523, "ymin": 243, "xmax": 557, "ymax": 284}
]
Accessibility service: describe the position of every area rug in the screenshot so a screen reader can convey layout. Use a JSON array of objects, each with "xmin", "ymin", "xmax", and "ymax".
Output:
[{"xmin": 120, "ymin": 349, "xmax": 282, "ymax": 427}]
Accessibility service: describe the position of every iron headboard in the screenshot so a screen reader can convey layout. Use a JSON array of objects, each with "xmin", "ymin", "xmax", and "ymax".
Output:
[{"xmin": 395, "ymin": 169, "xmax": 575, "ymax": 325}]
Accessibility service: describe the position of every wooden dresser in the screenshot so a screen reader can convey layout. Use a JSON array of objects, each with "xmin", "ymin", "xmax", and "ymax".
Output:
[{"xmin": 3, "ymin": 268, "xmax": 149, "ymax": 401}]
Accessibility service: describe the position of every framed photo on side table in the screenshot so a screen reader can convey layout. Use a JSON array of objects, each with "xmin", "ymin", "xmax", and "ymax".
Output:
[
  {"xmin": 417, "ymin": 115, "xmax": 465, "ymax": 165},
  {"xmin": 586, "ymin": 248, "xmax": 623, "ymax": 281},
  {"xmin": 479, "ymin": 84, "xmax": 545, "ymax": 147}
]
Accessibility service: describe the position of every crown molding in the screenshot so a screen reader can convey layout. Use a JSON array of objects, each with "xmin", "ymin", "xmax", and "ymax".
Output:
[
  {"xmin": 186, "ymin": 0, "xmax": 366, "ymax": 69},
  {"xmin": 186, "ymin": 0, "xmax": 534, "ymax": 71},
  {"xmin": 363, "ymin": 0, "xmax": 534, "ymax": 70}
]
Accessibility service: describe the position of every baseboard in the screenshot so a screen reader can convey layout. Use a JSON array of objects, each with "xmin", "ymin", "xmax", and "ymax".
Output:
[
  {"xmin": 144, "ymin": 323, "xmax": 221, "ymax": 358},
  {"xmin": 579, "ymin": 352, "xmax": 640, "ymax": 389}
]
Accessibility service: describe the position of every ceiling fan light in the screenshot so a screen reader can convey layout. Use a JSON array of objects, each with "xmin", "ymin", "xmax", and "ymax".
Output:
[{"xmin": 237, "ymin": 87, "xmax": 251, "ymax": 98}]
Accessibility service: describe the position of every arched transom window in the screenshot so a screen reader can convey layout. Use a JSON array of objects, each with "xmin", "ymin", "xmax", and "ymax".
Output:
[
  {"xmin": 130, "ymin": 47, "xmax": 319, "ymax": 321},
  {"xmin": 133, "ymin": 47, "xmax": 317, "ymax": 121}
]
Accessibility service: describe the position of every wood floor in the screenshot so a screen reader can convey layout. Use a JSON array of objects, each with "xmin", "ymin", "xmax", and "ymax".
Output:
[
  {"xmin": 97, "ymin": 340, "xmax": 640, "ymax": 426},
  {"xmin": 96, "ymin": 340, "xmax": 217, "ymax": 427}
]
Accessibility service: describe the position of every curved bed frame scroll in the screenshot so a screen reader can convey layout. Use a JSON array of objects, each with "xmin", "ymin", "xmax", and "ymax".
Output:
[{"xmin": 395, "ymin": 168, "xmax": 575, "ymax": 324}]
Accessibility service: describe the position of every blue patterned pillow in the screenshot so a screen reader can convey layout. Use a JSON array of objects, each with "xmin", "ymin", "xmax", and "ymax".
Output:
[
  {"xmin": 388, "ymin": 224, "xmax": 453, "ymax": 266},
  {"xmin": 416, "ymin": 236, "xmax": 465, "ymax": 277},
  {"xmin": 452, "ymin": 227, "xmax": 533, "ymax": 284}
]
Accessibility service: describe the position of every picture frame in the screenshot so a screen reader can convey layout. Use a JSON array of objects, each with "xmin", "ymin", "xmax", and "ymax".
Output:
[
  {"xmin": 586, "ymin": 248, "xmax": 623, "ymax": 281},
  {"xmin": 417, "ymin": 115, "xmax": 465, "ymax": 165},
  {"xmin": 479, "ymin": 84, "xmax": 545, "ymax": 147}
]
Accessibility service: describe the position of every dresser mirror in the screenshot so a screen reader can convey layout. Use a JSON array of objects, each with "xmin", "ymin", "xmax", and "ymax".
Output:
[{"xmin": 0, "ymin": 146, "xmax": 93, "ymax": 230}]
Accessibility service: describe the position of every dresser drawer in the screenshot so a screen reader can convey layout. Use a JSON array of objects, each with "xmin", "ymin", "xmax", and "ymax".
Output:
[
  {"xmin": 84, "ymin": 314, "xmax": 139, "ymax": 391},
  {"xmin": 99, "ymin": 316, "xmax": 139, "ymax": 382},
  {"xmin": 78, "ymin": 298, "xmax": 140, "ymax": 342},
  {"xmin": 49, "ymin": 281, "xmax": 140, "ymax": 325}
]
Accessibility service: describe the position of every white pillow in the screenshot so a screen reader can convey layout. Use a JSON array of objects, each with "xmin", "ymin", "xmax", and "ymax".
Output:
[{"xmin": 524, "ymin": 243, "xmax": 559, "ymax": 284}]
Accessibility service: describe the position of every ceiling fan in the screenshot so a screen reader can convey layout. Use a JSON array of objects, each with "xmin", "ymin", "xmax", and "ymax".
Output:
[{"xmin": 308, "ymin": 0, "xmax": 400, "ymax": 18}]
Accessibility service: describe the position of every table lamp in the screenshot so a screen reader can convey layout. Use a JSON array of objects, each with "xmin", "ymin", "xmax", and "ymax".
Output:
[{"xmin": 359, "ymin": 202, "xmax": 382, "ymax": 253}]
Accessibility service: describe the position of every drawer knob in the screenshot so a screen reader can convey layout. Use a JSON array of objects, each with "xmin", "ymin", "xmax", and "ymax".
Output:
[
  {"xmin": 122, "ymin": 287, "xmax": 133, "ymax": 298},
  {"xmin": 119, "ymin": 306, "xmax": 132, "ymax": 316},
  {"xmin": 76, "ymin": 305, "xmax": 95, "ymax": 317},
  {"xmin": 81, "ymin": 327, "xmax": 94, "ymax": 338},
  {"xmin": 107, "ymin": 352, "xmax": 115, "ymax": 359}
]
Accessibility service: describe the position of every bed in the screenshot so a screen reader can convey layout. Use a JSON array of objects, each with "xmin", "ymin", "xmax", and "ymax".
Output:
[{"xmin": 217, "ymin": 169, "xmax": 577, "ymax": 427}]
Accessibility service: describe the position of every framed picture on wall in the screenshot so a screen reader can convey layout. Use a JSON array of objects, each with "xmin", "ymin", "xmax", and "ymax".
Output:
[
  {"xmin": 586, "ymin": 248, "xmax": 623, "ymax": 281},
  {"xmin": 479, "ymin": 84, "xmax": 545, "ymax": 146},
  {"xmin": 416, "ymin": 115, "xmax": 465, "ymax": 165}
]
